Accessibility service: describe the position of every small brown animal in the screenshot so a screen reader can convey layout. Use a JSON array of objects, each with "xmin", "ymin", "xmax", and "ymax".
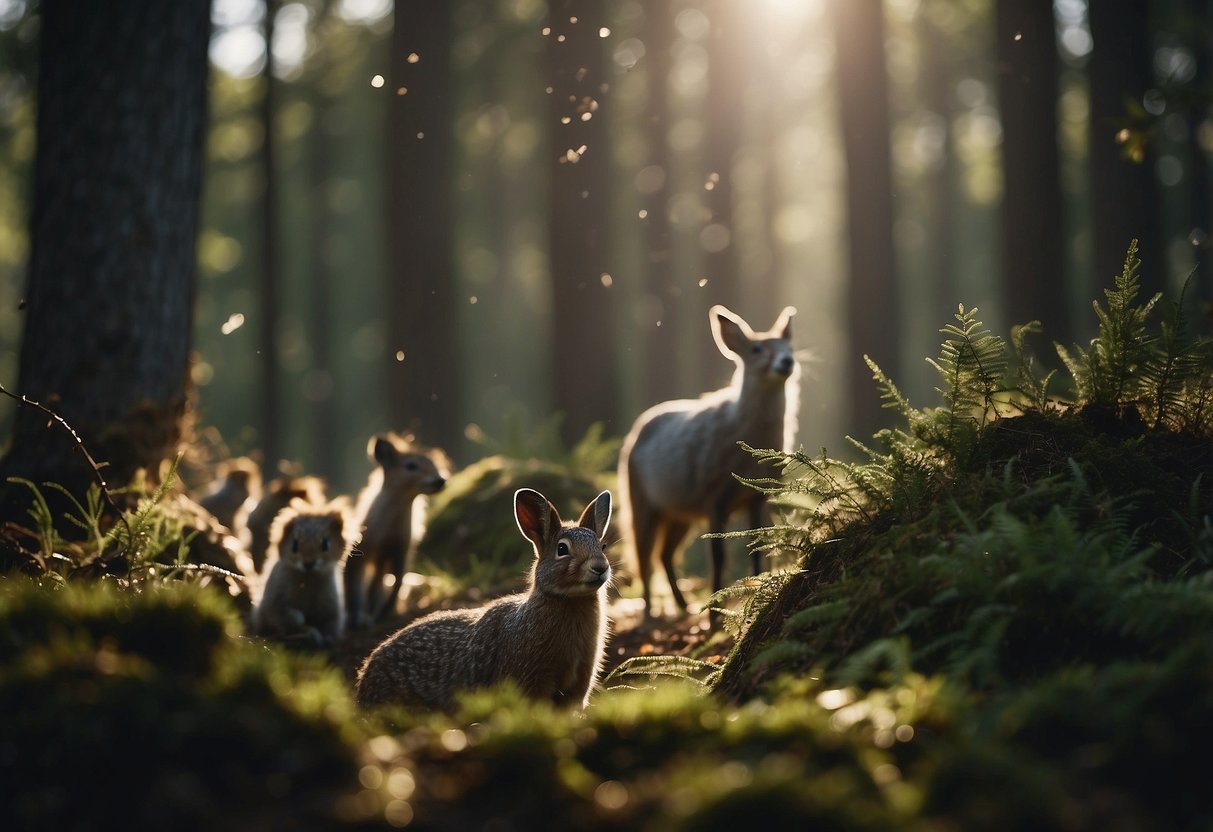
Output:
[
  {"xmin": 245, "ymin": 474, "xmax": 327, "ymax": 574},
  {"xmin": 346, "ymin": 433, "xmax": 449, "ymax": 628},
  {"xmin": 198, "ymin": 456, "xmax": 262, "ymax": 536},
  {"xmin": 252, "ymin": 499, "xmax": 356, "ymax": 646},
  {"xmin": 355, "ymin": 489, "xmax": 613, "ymax": 711},
  {"xmin": 619, "ymin": 304, "xmax": 799, "ymax": 615}
]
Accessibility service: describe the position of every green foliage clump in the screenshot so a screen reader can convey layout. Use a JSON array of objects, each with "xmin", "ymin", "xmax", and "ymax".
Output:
[
  {"xmin": 0, "ymin": 580, "xmax": 370, "ymax": 830},
  {"xmin": 353, "ymin": 677, "xmax": 941, "ymax": 830},
  {"xmin": 706, "ymin": 241, "xmax": 1213, "ymax": 827}
]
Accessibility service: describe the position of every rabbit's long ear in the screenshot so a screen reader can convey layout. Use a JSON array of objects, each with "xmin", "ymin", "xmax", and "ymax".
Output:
[
  {"xmin": 577, "ymin": 491, "xmax": 612, "ymax": 542},
  {"xmin": 515, "ymin": 489, "xmax": 560, "ymax": 549}
]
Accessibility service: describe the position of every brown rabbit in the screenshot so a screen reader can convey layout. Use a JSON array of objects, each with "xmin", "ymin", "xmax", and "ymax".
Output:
[
  {"xmin": 252, "ymin": 499, "xmax": 356, "ymax": 647},
  {"xmin": 346, "ymin": 432, "xmax": 448, "ymax": 628},
  {"xmin": 355, "ymin": 489, "xmax": 613, "ymax": 711}
]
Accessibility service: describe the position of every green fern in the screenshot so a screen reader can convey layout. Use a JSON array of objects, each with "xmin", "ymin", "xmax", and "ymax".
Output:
[
  {"xmin": 927, "ymin": 305, "xmax": 1007, "ymax": 452},
  {"xmin": 1058, "ymin": 239, "xmax": 1160, "ymax": 413}
]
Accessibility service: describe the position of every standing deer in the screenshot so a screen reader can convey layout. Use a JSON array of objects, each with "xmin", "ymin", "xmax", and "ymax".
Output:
[{"xmin": 619, "ymin": 304, "xmax": 798, "ymax": 615}]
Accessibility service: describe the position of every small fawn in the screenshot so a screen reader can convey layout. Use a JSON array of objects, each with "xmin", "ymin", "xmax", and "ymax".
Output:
[{"xmin": 345, "ymin": 433, "xmax": 448, "ymax": 628}]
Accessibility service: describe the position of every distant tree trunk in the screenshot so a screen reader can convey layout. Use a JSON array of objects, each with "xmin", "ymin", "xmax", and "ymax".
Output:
[
  {"xmin": 1088, "ymin": 0, "xmax": 1163, "ymax": 296},
  {"xmin": 996, "ymin": 0, "xmax": 1069, "ymax": 341},
  {"xmin": 259, "ymin": 0, "xmax": 283, "ymax": 468},
  {"xmin": 920, "ymin": 7, "xmax": 958, "ymax": 316},
  {"xmin": 829, "ymin": 0, "xmax": 900, "ymax": 440},
  {"xmin": 0, "ymin": 0, "xmax": 211, "ymax": 524},
  {"xmin": 1187, "ymin": 0, "xmax": 1212, "ymax": 310},
  {"xmin": 547, "ymin": 0, "xmax": 619, "ymax": 444},
  {"xmin": 306, "ymin": 7, "xmax": 337, "ymax": 481},
  {"xmin": 703, "ymin": 0, "xmax": 744, "ymax": 319},
  {"xmin": 641, "ymin": 0, "xmax": 677, "ymax": 407},
  {"xmin": 386, "ymin": 1, "xmax": 459, "ymax": 452}
]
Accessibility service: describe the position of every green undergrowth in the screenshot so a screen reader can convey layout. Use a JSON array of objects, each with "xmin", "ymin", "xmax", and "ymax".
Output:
[
  {"xmin": 417, "ymin": 431, "xmax": 614, "ymax": 589},
  {"xmin": 6, "ymin": 242, "xmax": 1213, "ymax": 829},
  {"xmin": 0, "ymin": 580, "xmax": 370, "ymax": 830}
]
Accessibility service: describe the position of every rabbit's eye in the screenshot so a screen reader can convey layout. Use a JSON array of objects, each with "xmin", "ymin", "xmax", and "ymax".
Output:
[
  {"xmin": 405, "ymin": 460, "xmax": 419, "ymax": 472},
  {"xmin": 321, "ymin": 537, "xmax": 330, "ymax": 552},
  {"xmin": 291, "ymin": 538, "xmax": 300, "ymax": 554},
  {"xmin": 750, "ymin": 343, "xmax": 763, "ymax": 355},
  {"xmin": 556, "ymin": 541, "xmax": 570, "ymax": 558}
]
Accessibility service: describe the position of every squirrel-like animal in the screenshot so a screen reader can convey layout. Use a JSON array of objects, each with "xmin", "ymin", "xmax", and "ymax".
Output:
[
  {"xmin": 619, "ymin": 305, "xmax": 798, "ymax": 615},
  {"xmin": 346, "ymin": 433, "xmax": 448, "ymax": 628},
  {"xmin": 355, "ymin": 489, "xmax": 613, "ymax": 711},
  {"xmin": 245, "ymin": 474, "xmax": 327, "ymax": 574},
  {"xmin": 198, "ymin": 456, "xmax": 261, "ymax": 537},
  {"xmin": 252, "ymin": 499, "xmax": 355, "ymax": 646}
]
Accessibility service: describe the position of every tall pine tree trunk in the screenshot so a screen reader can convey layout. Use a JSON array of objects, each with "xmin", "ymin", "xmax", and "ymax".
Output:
[
  {"xmin": 641, "ymin": 0, "xmax": 676, "ymax": 408},
  {"xmin": 829, "ymin": 0, "xmax": 900, "ymax": 440},
  {"xmin": 547, "ymin": 0, "xmax": 619, "ymax": 444},
  {"xmin": 996, "ymin": 0, "xmax": 1068, "ymax": 341},
  {"xmin": 703, "ymin": 0, "xmax": 744, "ymax": 319},
  {"xmin": 0, "ymin": 0, "xmax": 211, "ymax": 522},
  {"xmin": 259, "ymin": 0, "xmax": 283, "ymax": 467},
  {"xmin": 386, "ymin": 1, "xmax": 459, "ymax": 452},
  {"xmin": 1088, "ymin": 0, "xmax": 1163, "ymax": 295}
]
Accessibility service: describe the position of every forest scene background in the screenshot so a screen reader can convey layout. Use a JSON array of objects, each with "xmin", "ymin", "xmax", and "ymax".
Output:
[
  {"xmin": 4, "ymin": 1, "xmax": 1213, "ymax": 829},
  {"xmin": 3, "ymin": 0, "xmax": 1205, "ymax": 490}
]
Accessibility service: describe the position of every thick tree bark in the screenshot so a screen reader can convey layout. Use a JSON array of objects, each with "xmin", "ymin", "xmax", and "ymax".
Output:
[
  {"xmin": 996, "ymin": 0, "xmax": 1069, "ymax": 341},
  {"xmin": 386, "ymin": 1, "xmax": 459, "ymax": 452},
  {"xmin": 829, "ymin": 0, "xmax": 901, "ymax": 440},
  {"xmin": 1088, "ymin": 0, "xmax": 1163, "ymax": 297},
  {"xmin": 0, "ymin": 0, "xmax": 211, "ymax": 520},
  {"xmin": 547, "ymin": 0, "xmax": 620, "ymax": 444}
]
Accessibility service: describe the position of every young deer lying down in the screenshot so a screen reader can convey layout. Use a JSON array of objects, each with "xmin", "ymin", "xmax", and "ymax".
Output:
[
  {"xmin": 355, "ymin": 489, "xmax": 613, "ymax": 711},
  {"xmin": 619, "ymin": 304, "xmax": 799, "ymax": 615}
]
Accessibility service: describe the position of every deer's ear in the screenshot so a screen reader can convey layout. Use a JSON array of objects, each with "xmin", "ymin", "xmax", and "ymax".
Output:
[
  {"xmin": 577, "ymin": 491, "xmax": 612, "ymax": 541},
  {"xmin": 774, "ymin": 306, "xmax": 796, "ymax": 340},
  {"xmin": 515, "ymin": 489, "xmax": 560, "ymax": 549},
  {"xmin": 711, "ymin": 305, "xmax": 753, "ymax": 358},
  {"xmin": 369, "ymin": 434, "xmax": 397, "ymax": 465}
]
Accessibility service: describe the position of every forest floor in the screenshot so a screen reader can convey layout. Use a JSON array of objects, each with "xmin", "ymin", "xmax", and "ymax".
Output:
[{"xmin": 328, "ymin": 590, "xmax": 732, "ymax": 685}]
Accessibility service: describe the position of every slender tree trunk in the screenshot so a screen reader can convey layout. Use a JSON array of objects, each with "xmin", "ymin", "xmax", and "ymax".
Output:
[
  {"xmin": 259, "ymin": 0, "xmax": 283, "ymax": 468},
  {"xmin": 1088, "ymin": 0, "xmax": 1163, "ymax": 296},
  {"xmin": 387, "ymin": 1, "xmax": 459, "ymax": 452},
  {"xmin": 996, "ymin": 0, "xmax": 1068, "ymax": 341},
  {"xmin": 0, "ymin": 0, "xmax": 211, "ymax": 526},
  {"xmin": 1187, "ymin": 0, "xmax": 1212, "ymax": 310},
  {"xmin": 920, "ymin": 9, "xmax": 959, "ymax": 318},
  {"xmin": 306, "ymin": 27, "xmax": 337, "ymax": 481},
  {"xmin": 829, "ymin": 0, "xmax": 900, "ymax": 440},
  {"xmin": 641, "ymin": 0, "xmax": 677, "ymax": 408},
  {"xmin": 547, "ymin": 0, "xmax": 619, "ymax": 443},
  {"xmin": 703, "ymin": 0, "xmax": 744, "ymax": 318}
]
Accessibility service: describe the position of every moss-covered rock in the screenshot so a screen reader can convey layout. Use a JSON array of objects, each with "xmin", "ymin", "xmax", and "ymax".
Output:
[{"xmin": 0, "ymin": 580, "xmax": 368, "ymax": 831}]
